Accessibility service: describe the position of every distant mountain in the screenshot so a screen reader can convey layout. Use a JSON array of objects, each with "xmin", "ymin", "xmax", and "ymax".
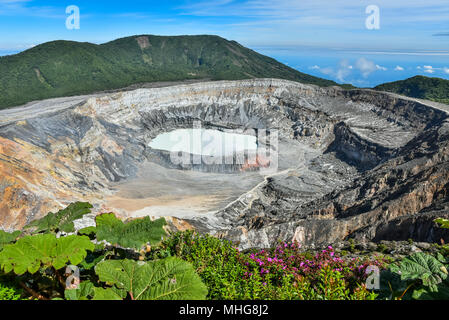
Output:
[
  {"xmin": 0, "ymin": 35, "xmax": 339, "ymax": 109},
  {"xmin": 375, "ymin": 75, "xmax": 449, "ymax": 104}
]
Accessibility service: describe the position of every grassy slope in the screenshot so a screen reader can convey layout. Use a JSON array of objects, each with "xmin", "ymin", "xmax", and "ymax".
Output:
[
  {"xmin": 375, "ymin": 75, "xmax": 449, "ymax": 104},
  {"xmin": 0, "ymin": 35, "xmax": 339, "ymax": 109}
]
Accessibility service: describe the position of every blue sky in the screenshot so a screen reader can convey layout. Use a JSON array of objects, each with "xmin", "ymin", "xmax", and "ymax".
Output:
[{"xmin": 0, "ymin": 0, "xmax": 448, "ymax": 87}]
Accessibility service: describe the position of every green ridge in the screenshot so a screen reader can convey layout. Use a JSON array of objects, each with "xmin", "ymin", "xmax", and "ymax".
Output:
[
  {"xmin": 375, "ymin": 75, "xmax": 449, "ymax": 104},
  {"xmin": 0, "ymin": 34, "xmax": 339, "ymax": 109}
]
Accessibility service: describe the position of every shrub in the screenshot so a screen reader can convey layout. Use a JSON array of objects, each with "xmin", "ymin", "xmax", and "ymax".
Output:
[
  {"xmin": 0, "ymin": 281, "xmax": 22, "ymax": 300},
  {"xmin": 157, "ymin": 231, "xmax": 385, "ymax": 300}
]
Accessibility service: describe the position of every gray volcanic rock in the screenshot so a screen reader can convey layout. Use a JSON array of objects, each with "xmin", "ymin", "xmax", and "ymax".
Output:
[{"xmin": 0, "ymin": 78, "xmax": 449, "ymax": 250}]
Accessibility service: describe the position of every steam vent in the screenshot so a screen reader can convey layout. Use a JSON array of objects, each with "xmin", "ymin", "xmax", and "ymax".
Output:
[{"xmin": 2, "ymin": 78, "xmax": 449, "ymax": 249}]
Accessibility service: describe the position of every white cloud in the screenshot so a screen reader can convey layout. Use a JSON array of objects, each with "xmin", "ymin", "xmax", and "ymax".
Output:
[
  {"xmin": 376, "ymin": 64, "xmax": 388, "ymax": 71},
  {"xmin": 422, "ymin": 65, "xmax": 436, "ymax": 73},
  {"xmin": 317, "ymin": 58, "xmax": 388, "ymax": 83},
  {"xmin": 317, "ymin": 59, "xmax": 353, "ymax": 82},
  {"xmin": 309, "ymin": 65, "xmax": 320, "ymax": 70},
  {"xmin": 417, "ymin": 65, "xmax": 449, "ymax": 74},
  {"xmin": 394, "ymin": 66, "xmax": 404, "ymax": 71},
  {"xmin": 355, "ymin": 58, "xmax": 377, "ymax": 77},
  {"xmin": 335, "ymin": 59, "xmax": 353, "ymax": 82},
  {"xmin": 319, "ymin": 67, "xmax": 333, "ymax": 76}
]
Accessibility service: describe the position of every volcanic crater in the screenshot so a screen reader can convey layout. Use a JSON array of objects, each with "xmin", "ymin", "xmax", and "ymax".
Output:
[{"xmin": 1, "ymin": 78, "xmax": 449, "ymax": 249}]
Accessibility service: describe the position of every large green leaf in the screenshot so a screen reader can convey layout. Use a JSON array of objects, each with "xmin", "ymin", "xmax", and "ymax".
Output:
[
  {"xmin": 52, "ymin": 236, "xmax": 95, "ymax": 269},
  {"xmin": 95, "ymin": 213, "xmax": 166, "ymax": 250},
  {"xmin": 377, "ymin": 269, "xmax": 409, "ymax": 300},
  {"xmin": 25, "ymin": 202, "xmax": 93, "ymax": 234},
  {"xmin": 92, "ymin": 287, "xmax": 125, "ymax": 300},
  {"xmin": 78, "ymin": 226, "xmax": 97, "ymax": 237},
  {"xmin": 412, "ymin": 281, "xmax": 449, "ymax": 300},
  {"xmin": 0, "ymin": 234, "xmax": 94, "ymax": 275},
  {"xmin": 94, "ymin": 257, "xmax": 207, "ymax": 300},
  {"xmin": 390, "ymin": 252, "xmax": 448, "ymax": 292},
  {"xmin": 64, "ymin": 281, "xmax": 94, "ymax": 300},
  {"xmin": 79, "ymin": 249, "xmax": 110, "ymax": 270},
  {"xmin": 435, "ymin": 218, "xmax": 449, "ymax": 229},
  {"xmin": 0, "ymin": 230, "xmax": 20, "ymax": 251}
]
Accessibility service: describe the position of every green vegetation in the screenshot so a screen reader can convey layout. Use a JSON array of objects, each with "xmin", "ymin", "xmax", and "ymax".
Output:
[
  {"xmin": 0, "ymin": 35, "xmax": 338, "ymax": 109},
  {"xmin": 95, "ymin": 213, "xmax": 166, "ymax": 249},
  {"xmin": 379, "ymin": 252, "xmax": 449, "ymax": 300},
  {"xmin": 0, "ymin": 234, "xmax": 94, "ymax": 275},
  {"xmin": 0, "ymin": 280, "xmax": 22, "ymax": 300},
  {"xmin": 94, "ymin": 258, "xmax": 207, "ymax": 300},
  {"xmin": 436, "ymin": 218, "xmax": 449, "ymax": 229},
  {"xmin": 0, "ymin": 204, "xmax": 201, "ymax": 300},
  {"xmin": 155, "ymin": 231, "xmax": 383, "ymax": 300},
  {"xmin": 1, "ymin": 202, "xmax": 449, "ymax": 300},
  {"xmin": 375, "ymin": 218, "xmax": 449, "ymax": 300},
  {"xmin": 375, "ymin": 75, "xmax": 449, "ymax": 104},
  {"xmin": 25, "ymin": 202, "xmax": 92, "ymax": 234},
  {"xmin": 0, "ymin": 230, "xmax": 20, "ymax": 250}
]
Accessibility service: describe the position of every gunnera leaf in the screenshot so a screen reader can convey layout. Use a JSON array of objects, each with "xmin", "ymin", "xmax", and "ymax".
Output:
[
  {"xmin": 0, "ymin": 234, "xmax": 94, "ymax": 275},
  {"xmin": 377, "ymin": 269, "xmax": 408, "ymax": 300},
  {"xmin": 0, "ymin": 230, "xmax": 21, "ymax": 251},
  {"xmin": 25, "ymin": 202, "xmax": 93, "ymax": 234},
  {"xmin": 435, "ymin": 218, "xmax": 449, "ymax": 229},
  {"xmin": 64, "ymin": 281, "xmax": 95, "ymax": 300},
  {"xmin": 412, "ymin": 282, "xmax": 449, "ymax": 300},
  {"xmin": 95, "ymin": 213, "xmax": 166, "ymax": 250},
  {"xmin": 390, "ymin": 252, "xmax": 448, "ymax": 292},
  {"xmin": 94, "ymin": 257, "xmax": 207, "ymax": 300},
  {"xmin": 78, "ymin": 226, "xmax": 97, "ymax": 237},
  {"xmin": 92, "ymin": 287, "xmax": 125, "ymax": 300},
  {"xmin": 79, "ymin": 247, "xmax": 111, "ymax": 270}
]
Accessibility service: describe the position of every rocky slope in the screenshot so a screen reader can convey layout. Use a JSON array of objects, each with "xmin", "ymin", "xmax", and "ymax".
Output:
[{"xmin": 1, "ymin": 78, "xmax": 449, "ymax": 249}]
